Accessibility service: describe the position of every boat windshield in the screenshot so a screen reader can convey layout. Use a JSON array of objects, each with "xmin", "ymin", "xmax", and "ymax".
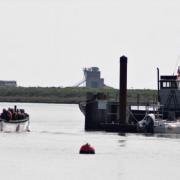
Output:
[{"xmin": 161, "ymin": 80, "xmax": 178, "ymax": 89}]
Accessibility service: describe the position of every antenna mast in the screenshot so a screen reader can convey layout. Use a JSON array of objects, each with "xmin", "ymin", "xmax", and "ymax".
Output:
[{"xmin": 173, "ymin": 54, "xmax": 180, "ymax": 75}]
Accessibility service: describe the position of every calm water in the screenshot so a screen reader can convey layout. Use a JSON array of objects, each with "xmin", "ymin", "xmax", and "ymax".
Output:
[{"xmin": 0, "ymin": 103, "xmax": 180, "ymax": 180}]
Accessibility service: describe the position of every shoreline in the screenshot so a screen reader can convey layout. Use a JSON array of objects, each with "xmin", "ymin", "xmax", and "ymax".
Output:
[
  {"xmin": 0, "ymin": 87, "xmax": 157, "ymax": 105},
  {"xmin": 0, "ymin": 96, "xmax": 84, "ymax": 104}
]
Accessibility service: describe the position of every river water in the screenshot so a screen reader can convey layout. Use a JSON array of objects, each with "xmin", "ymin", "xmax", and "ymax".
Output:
[{"xmin": 0, "ymin": 103, "xmax": 180, "ymax": 180}]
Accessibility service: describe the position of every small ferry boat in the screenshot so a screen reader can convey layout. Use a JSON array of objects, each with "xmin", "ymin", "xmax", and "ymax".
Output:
[{"xmin": 0, "ymin": 106, "xmax": 30, "ymax": 132}]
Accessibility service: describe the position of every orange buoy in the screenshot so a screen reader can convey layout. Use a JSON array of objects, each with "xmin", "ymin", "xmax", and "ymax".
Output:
[{"xmin": 79, "ymin": 143, "xmax": 95, "ymax": 154}]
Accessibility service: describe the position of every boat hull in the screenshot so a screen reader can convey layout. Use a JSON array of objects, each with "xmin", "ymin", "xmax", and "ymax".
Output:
[
  {"xmin": 0, "ymin": 118, "xmax": 30, "ymax": 132},
  {"xmin": 138, "ymin": 114, "xmax": 180, "ymax": 134},
  {"xmin": 154, "ymin": 121, "xmax": 180, "ymax": 134}
]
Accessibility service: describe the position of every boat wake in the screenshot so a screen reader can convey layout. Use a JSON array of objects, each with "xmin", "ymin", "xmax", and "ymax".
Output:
[{"xmin": 39, "ymin": 130, "xmax": 82, "ymax": 136}]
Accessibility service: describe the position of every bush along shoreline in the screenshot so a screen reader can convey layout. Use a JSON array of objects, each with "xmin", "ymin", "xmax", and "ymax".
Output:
[{"xmin": 0, "ymin": 87, "xmax": 157, "ymax": 105}]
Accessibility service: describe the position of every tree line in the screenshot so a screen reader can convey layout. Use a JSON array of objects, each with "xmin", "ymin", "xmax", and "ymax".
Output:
[{"xmin": 0, "ymin": 86, "xmax": 157, "ymax": 104}]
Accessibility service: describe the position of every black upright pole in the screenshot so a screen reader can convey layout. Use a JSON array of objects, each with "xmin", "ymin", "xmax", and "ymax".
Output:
[
  {"xmin": 119, "ymin": 56, "xmax": 127, "ymax": 124},
  {"xmin": 157, "ymin": 68, "xmax": 160, "ymax": 102}
]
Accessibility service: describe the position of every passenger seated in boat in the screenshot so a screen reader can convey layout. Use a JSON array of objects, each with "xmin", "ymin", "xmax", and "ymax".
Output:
[
  {"xmin": 20, "ymin": 109, "xmax": 26, "ymax": 119},
  {"xmin": 20, "ymin": 109, "xmax": 29, "ymax": 118},
  {"xmin": 1, "ymin": 109, "xmax": 7, "ymax": 120},
  {"xmin": 1, "ymin": 109, "xmax": 12, "ymax": 121},
  {"xmin": 16, "ymin": 110, "xmax": 25, "ymax": 120},
  {"xmin": 7, "ymin": 110, "xmax": 12, "ymax": 120},
  {"xmin": 12, "ymin": 111, "xmax": 17, "ymax": 120}
]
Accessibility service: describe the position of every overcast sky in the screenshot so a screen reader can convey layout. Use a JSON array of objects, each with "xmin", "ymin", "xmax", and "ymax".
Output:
[{"xmin": 0, "ymin": 0, "xmax": 180, "ymax": 89}]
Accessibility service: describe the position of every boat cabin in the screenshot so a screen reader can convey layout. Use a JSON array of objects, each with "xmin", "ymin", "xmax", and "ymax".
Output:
[
  {"xmin": 128, "ymin": 69, "xmax": 180, "ymax": 122},
  {"xmin": 158, "ymin": 74, "xmax": 180, "ymax": 119}
]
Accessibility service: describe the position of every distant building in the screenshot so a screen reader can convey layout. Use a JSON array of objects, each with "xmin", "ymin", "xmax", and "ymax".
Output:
[
  {"xmin": 84, "ymin": 67, "xmax": 104, "ymax": 88},
  {"xmin": 0, "ymin": 81, "xmax": 17, "ymax": 87}
]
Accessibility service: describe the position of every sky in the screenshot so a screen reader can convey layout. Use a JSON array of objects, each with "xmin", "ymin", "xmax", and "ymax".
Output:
[{"xmin": 1, "ymin": 0, "xmax": 180, "ymax": 89}]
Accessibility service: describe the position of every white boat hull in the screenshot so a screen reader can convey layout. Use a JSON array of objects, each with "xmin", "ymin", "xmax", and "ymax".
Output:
[
  {"xmin": 154, "ymin": 121, "xmax": 180, "ymax": 134},
  {"xmin": 0, "ymin": 118, "xmax": 30, "ymax": 132},
  {"xmin": 138, "ymin": 114, "xmax": 180, "ymax": 134}
]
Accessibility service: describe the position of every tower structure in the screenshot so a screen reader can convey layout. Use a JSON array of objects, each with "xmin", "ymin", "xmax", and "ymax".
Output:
[{"xmin": 83, "ymin": 67, "xmax": 104, "ymax": 88}]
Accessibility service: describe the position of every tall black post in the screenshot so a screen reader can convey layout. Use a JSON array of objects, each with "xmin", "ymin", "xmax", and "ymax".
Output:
[
  {"xmin": 157, "ymin": 68, "xmax": 160, "ymax": 102},
  {"xmin": 119, "ymin": 56, "xmax": 127, "ymax": 124}
]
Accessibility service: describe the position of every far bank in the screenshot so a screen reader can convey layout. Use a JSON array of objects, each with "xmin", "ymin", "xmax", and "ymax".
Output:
[{"xmin": 0, "ymin": 87, "xmax": 157, "ymax": 104}]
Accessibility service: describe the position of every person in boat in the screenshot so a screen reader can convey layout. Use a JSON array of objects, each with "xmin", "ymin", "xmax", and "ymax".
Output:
[
  {"xmin": 22, "ymin": 109, "xmax": 29, "ymax": 118},
  {"xmin": 20, "ymin": 109, "xmax": 28, "ymax": 119},
  {"xmin": 16, "ymin": 109, "xmax": 22, "ymax": 120},
  {"xmin": 7, "ymin": 110, "xmax": 12, "ymax": 120},
  {"xmin": 12, "ymin": 111, "xmax": 18, "ymax": 120},
  {"xmin": 1, "ymin": 109, "xmax": 12, "ymax": 121},
  {"xmin": 1, "ymin": 109, "xmax": 7, "ymax": 120},
  {"xmin": 8, "ymin": 108, "xmax": 13, "ymax": 119}
]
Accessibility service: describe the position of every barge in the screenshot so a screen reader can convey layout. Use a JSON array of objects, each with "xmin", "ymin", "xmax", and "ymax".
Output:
[{"xmin": 80, "ymin": 56, "xmax": 180, "ymax": 134}]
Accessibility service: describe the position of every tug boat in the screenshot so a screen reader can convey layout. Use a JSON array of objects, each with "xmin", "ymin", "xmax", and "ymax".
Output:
[
  {"xmin": 79, "ymin": 143, "xmax": 95, "ymax": 154},
  {"xmin": 137, "ymin": 67, "xmax": 180, "ymax": 134},
  {"xmin": 0, "ymin": 106, "xmax": 30, "ymax": 132}
]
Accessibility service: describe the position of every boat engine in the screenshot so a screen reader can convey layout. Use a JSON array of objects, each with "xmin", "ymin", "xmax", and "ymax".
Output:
[{"xmin": 138, "ymin": 114, "xmax": 155, "ymax": 133}]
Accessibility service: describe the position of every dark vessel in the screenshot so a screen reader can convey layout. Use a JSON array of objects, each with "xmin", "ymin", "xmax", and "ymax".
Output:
[{"xmin": 79, "ymin": 56, "xmax": 180, "ymax": 133}]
